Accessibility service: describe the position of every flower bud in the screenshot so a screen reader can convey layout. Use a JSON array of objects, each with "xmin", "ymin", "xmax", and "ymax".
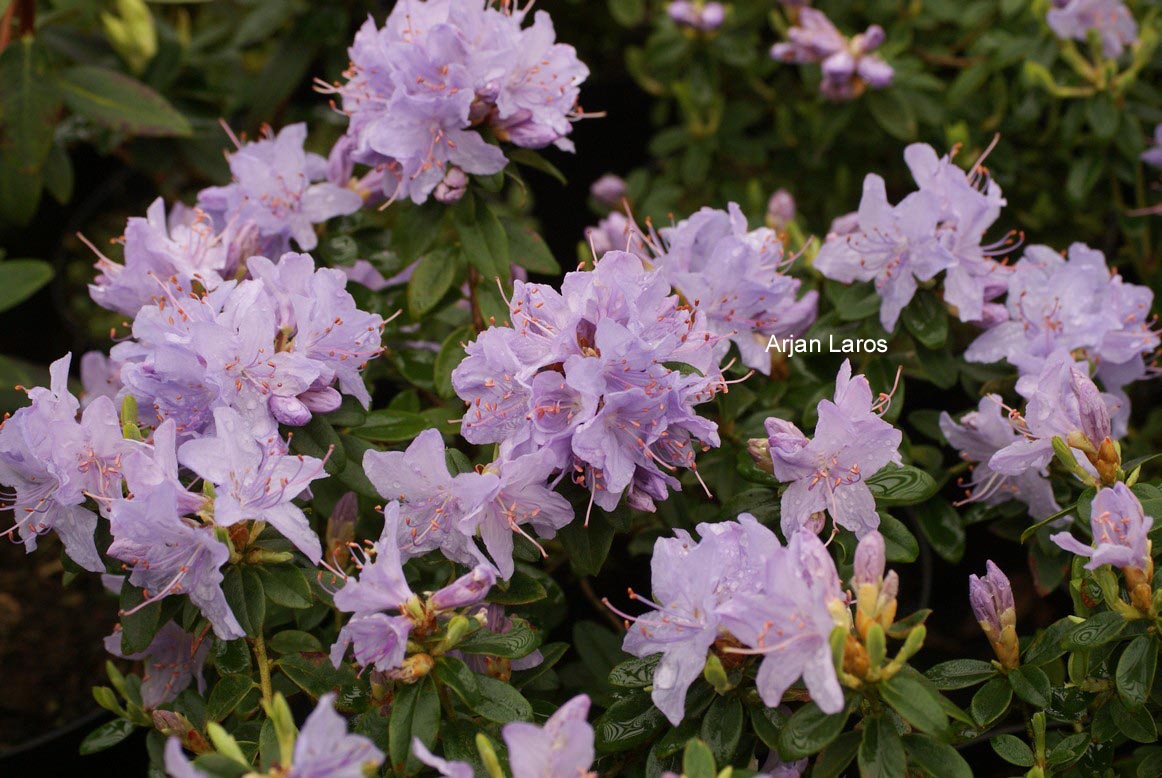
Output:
[
  {"xmin": 152, "ymin": 710, "xmax": 210, "ymax": 753},
  {"xmin": 270, "ymin": 395, "xmax": 313, "ymax": 426},
  {"xmin": 746, "ymin": 437, "xmax": 773, "ymax": 473},
  {"xmin": 476, "ymin": 733, "xmax": 506, "ymax": 778},
  {"xmin": 1071, "ymin": 369, "xmax": 1111, "ymax": 450},
  {"xmin": 430, "ymin": 565, "xmax": 496, "ymax": 611},
  {"xmin": 439, "ymin": 615, "xmax": 473, "ymax": 653},
  {"xmin": 703, "ymin": 653, "xmax": 733, "ymax": 694},
  {"xmin": 765, "ymin": 188, "xmax": 796, "ymax": 230},
  {"xmin": 434, "ymin": 167, "xmax": 469, "ymax": 204},
  {"xmin": 389, "ymin": 653, "xmax": 435, "ymax": 683},
  {"xmin": 590, "ymin": 174, "xmax": 628, "ymax": 209},
  {"xmin": 969, "ymin": 561, "xmax": 1019, "ymax": 669},
  {"xmin": 853, "ymin": 531, "xmax": 885, "ymax": 587}
]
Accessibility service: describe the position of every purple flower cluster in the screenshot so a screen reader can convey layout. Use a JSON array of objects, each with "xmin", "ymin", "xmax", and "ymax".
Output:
[
  {"xmin": 414, "ymin": 693, "xmax": 595, "ymax": 777},
  {"xmin": 965, "ymin": 242, "xmax": 1158, "ymax": 405},
  {"xmin": 609, "ymin": 515, "xmax": 846, "ymax": 724},
  {"xmin": 1052, "ymin": 482, "xmax": 1153, "ymax": 572},
  {"xmin": 362, "ymin": 429, "xmax": 573, "ymax": 579},
  {"xmin": 166, "ymin": 692, "xmax": 384, "ymax": 778},
  {"xmin": 653, "ymin": 203, "xmax": 818, "ymax": 375},
  {"xmin": 452, "ymin": 251, "xmax": 725, "ymax": 515},
  {"xmin": 816, "ymin": 142, "xmax": 1013, "ymax": 331},
  {"xmin": 765, "ymin": 359, "xmax": 902, "ymax": 538},
  {"xmin": 771, "ymin": 8, "xmax": 893, "ymax": 101},
  {"xmin": 325, "ymin": 0, "xmax": 588, "ymax": 204},
  {"xmin": 328, "ymin": 502, "xmax": 497, "ymax": 673},
  {"xmin": 1047, "ymin": 0, "xmax": 1138, "ymax": 59}
]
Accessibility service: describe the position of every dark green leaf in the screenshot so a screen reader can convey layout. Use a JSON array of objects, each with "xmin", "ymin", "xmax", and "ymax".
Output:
[
  {"xmin": 388, "ymin": 677, "xmax": 440, "ymax": 772},
  {"xmin": 749, "ymin": 705, "xmax": 788, "ymax": 750},
  {"xmin": 351, "ymin": 410, "xmax": 434, "ymax": 444},
  {"xmin": 682, "ymin": 738, "xmax": 716, "ymax": 778},
  {"xmin": 700, "ymin": 696, "xmax": 743, "ymax": 766},
  {"xmin": 502, "ymin": 218, "xmax": 560, "ymax": 275},
  {"xmin": 1009, "ymin": 665, "xmax": 1051, "ymax": 708},
  {"xmin": 557, "ymin": 507, "xmax": 617, "ymax": 576},
  {"xmin": 456, "ymin": 616, "xmax": 541, "ymax": 659},
  {"xmin": 59, "ymin": 66, "xmax": 191, "ymax": 136},
  {"xmin": 813, "ymin": 731, "xmax": 861, "ymax": 778},
  {"xmin": 256, "ymin": 566, "xmax": 312, "ymax": 610},
  {"xmin": 407, "ymin": 249, "xmax": 459, "ymax": 319},
  {"xmin": 1046, "ymin": 732, "xmax": 1089, "ymax": 765},
  {"xmin": 207, "ymin": 674, "xmax": 254, "ymax": 722},
  {"xmin": 212, "ymin": 639, "xmax": 252, "ymax": 676},
  {"xmin": 511, "ymin": 642, "xmax": 568, "ymax": 689},
  {"xmin": 1117, "ymin": 636, "xmax": 1158, "ymax": 709},
  {"xmin": 867, "ymin": 89, "xmax": 917, "ymax": 141},
  {"xmin": 433, "ymin": 325, "xmax": 473, "ymax": 399},
  {"xmin": 222, "ymin": 567, "xmax": 265, "ymax": 637},
  {"xmin": 79, "ymin": 719, "xmax": 137, "ymax": 755},
  {"xmin": 880, "ymin": 675, "xmax": 949, "ymax": 735},
  {"xmin": 878, "ymin": 513, "xmax": 920, "ymax": 563},
  {"xmin": 778, "ymin": 700, "xmax": 850, "ymax": 760},
  {"xmin": 925, "ymin": 659, "xmax": 997, "ymax": 690},
  {"xmin": 507, "ymin": 148, "xmax": 567, "ymax": 185},
  {"xmin": 903, "ymin": 733, "xmax": 973, "ymax": 778},
  {"xmin": 868, "ymin": 466, "xmax": 938, "ymax": 506},
  {"xmin": 433, "ymin": 656, "xmax": 482, "ymax": 707},
  {"xmin": 901, "ymin": 291, "xmax": 948, "ymax": 349},
  {"xmin": 455, "ymin": 195, "xmax": 510, "ymax": 282},
  {"xmin": 858, "ymin": 714, "xmax": 907, "ymax": 778},
  {"xmin": 609, "ymin": 654, "xmax": 661, "ymax": 689},
  {"xmin": 912, "ymin": 499, "xmax": 964, "ymax": 563},
  {"xmin": 0, "ymin": 38, "xmax": 61, "ymax": 225},
  {"xmin": 119, "ymin": 584, "xmax": 162, "ymax": 655},
  {"xmin": 470, "ymin": 676, "xmax": 533, "ymax": 724},
  {"xmin": 1062, "ymin": 611, "xmax": 1127, "ymax": 650},
  {"xmin": 0, "ymin": 259, "xmax": 53, "ymax": 313},
  {"xmin": 991, "ymin": 734, "xmax": 1035, "ymax": 767},
  {"xmin": 1111, "ymin": 696, "xmax": 1158, "ymax": 742},
  {"xmin": 970, "ymin": 677, "xmax": 1012, "ymax": 727},
  {"xmin": 1022, "ymin": 618, "xmax": 1076, "ymax": 666},
  {"xmin": 267, "ymin": 630, "xmax": 323, "ymax": 655},
  {"xmin": 594, "ymin": 692, "xmax": 668, "ymax": 753}
]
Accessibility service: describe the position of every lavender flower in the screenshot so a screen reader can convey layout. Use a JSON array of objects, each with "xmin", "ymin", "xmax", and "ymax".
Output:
[
  {"xmin": 0, "ymin": 354, "xmax": 131, "ymax": 572},
  {"xmin": 771, "ymin": 9, "xmax": 893, "ymax": 100},
  {"xmin": 502, "ymin": 694, "xmax": 595, "ymax": 778},
  {"xmin": 654, "ymin": 203, "xmax": 818, "ymax": 375},
  {"xmin": 939, "ymin": 395, "xmax": 1060, "ymax": 519},
  {"xmin": 986, "ymin": 352, "xmax": 1122, "ymax": 479},
  {"xmin": 766, "ymin": 359, "xmax": 902, "ymax": 538},
  {"xmin": 590, "ymin": 173, "xmax": 628, "ymax": 208},
  {"xmin": 107, "ymin": 481, "xmax": 244, "ymax": 640},
  {"xmin": 668, "ymin": 1, "xmax": 726, "ymax": 32},
  {"xmin": 583, "ymin": 212, "xmax": 651, "ymax": 259},
  {"xmin": 177, "ymin": 407, "xmax": 327, "ymax": 563},
  {"xmin": 327, "ymin": 0, "xmax": 587, "ymax": 204},
  {"xmin": 287, "ymin": 692, "xmax": 386, "ymax": 777},
  {"xmin": 716, "ymin": 529, "xmax": 845, "ymax": 714},
  {"xmin": 965, "ymin": 243, "xmax": 1159, "ymax": 402},
  {"xmin": 1052, "ymin": 482, "xmax": 1153, "ymax": 572},
  {"xmin": 413, "ymin": 740, "xmax": 473, "ymax": 778},
  {"xmin": 1047, "ymin": 0, "xmax": 1138, "ymax": 59},
  {"xmin": 1143, "ymin": 125, "xmax": 1162, "ymax": 168},
  {"xmin": 104, "ymin": 622, "xmax": 209, "ymax": 709},
  {"xmin": 452, "ymin": 251, "xmax": 724, "ymax": 514},
  {"xmin": 197, "ymin": 123, "xmax": 361, "ymax": 254},
  {"xmin": 766, "ymin": 188, "xmax": 797, "ymax": 230},
  {"xmin": 610, "ymin": 515, "xmax": 785, "ymax": 724},
  {"xmin": 89, "ymin": 198, "xmax": 229, "ymax": 317},
  {"xmin": 968, "ymin": 561, "xmax": 1018, "ymax": 668}
]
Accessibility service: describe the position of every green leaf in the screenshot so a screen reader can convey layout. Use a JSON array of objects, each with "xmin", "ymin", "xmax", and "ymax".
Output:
[
  {"xmin": 990, "ymin": 734, "xmax": 1035, "ymax": 767},
  {"xmin": 1062, "ymin": 610, "xmax": 1127, "ymax": 650},
  {"xmin": 502, "ymin": 218, "xmax": 560, "ymax": 275},
  {"xmin": 879, "ymin": 675, "xmax": 949, "ymax": 735},
  {"xmin": 266, "ymin": 630, "xmax": 323, "ymax": 655},
  {"xmin": 276, "ymin": 652, "xmax": 368, "ymax": 709},
  {"xmin": 778, "ymin": 700, "xmax": 850, "ymax": 760},
  {"xmin": 407, "ymin": 248, "xmax": 460, "ymax": 319},
  {"xmin": 507, "ymin": 148, "xmax": 567, "ymax": 185},
  {"xmin": 433, "ymin": 325, "xmax": 473, "ymax": 399},
  {"xmin": 454, "ymin": 195, "xmax": 510, "ymax": 282},
  {"xmin": 388, "ymin": 677, "xmax": 440, "ymax": 772},
  {"xmin": 256, "ymin": 566, "xmax": 312, "ymax": 610},
  {"xmin": 456, "ymin": 616, "xmax": 541, "ymax": 659},
  {"xmin": 901, "ymin": 291, "xmax": 948, "ymax": 349},
  {"xmin": 607, "ymin": 0, "xmax": 646, "ymax": 26},
  {"xmin": 79, "ymin": 718, "xmax": 137, "ymax": 755},
  {"xmin": 433, "ymin": 656, "xmax": 482, "ymax": 707},
  {"xmin": 858, "ymin": 714, "xmax": 906, "ymax": 778},
  {"xmin": 0, "ymin": 259, "xmax": 53, "ymax": 313},
  {"xmin": 824, "ymin": 281, "xmax": 881, "ymax": 322},
  {"xmin": 813, "ymin": 731, "xmax": 861, "ymax": 778},
  {"xmin": 1086, "ymin": 93, "xmax": 1119, "ymax": 140},
  {"xmin": 486, "ymin": 570, "xmax": 548, "ymax": 606},
  {"xmin": 207, "ymin": 674, "xmax": 254, "ymax": 722},
  {"xmin": 0, "ymin": 38, "xmax": 61, "ymax": 226},
  {"xmin": 866, "ymin": 89, "xmax": 917, "ymax": 141},
  {"xmin": 1111, "ymin": 696, "xmax": 1158, "ymax": 742},
  {"xmin": 970, "ymin": 677, "xmax": 1012, "ymax": 727},
  {"xmin": 119, "ymin": 584, "xmax": 163, "ymax": 655},
  {"xmin": 868, "ymin": 466, "xmax": 938, "ymax": 506},
  {"xmin": 470, "ymin": 676, "xmax": 533, "ymax": 724},
  {"xmin": 511, "ymin": 642, "xmax": 568, "ymax": 689},
  {"xmin": 352, "ymin": 411, "xmax": 435, "ymax": 444},
  {"xmin": 749, "ymin": 705, "xmax": 788, "ymax": 750},
  {"xmin": 557, "ymin": 506, "xmax": 618, "ymax": 576},
  {"xmin": 912, "ymin": 499, "xmax": 964, "ymax": 563},
  {"xmin": 1117, "ymin": 637, "xmax": 1159, "ymax": 709},
  {"xmin": 222, "ymin": 567, "xmax": 266, "ymax": 637},
  {"xmin": 1046, "ymin": 732, "xmax": 1089, "ymax": 765},
  {"xmin": 700, "ymin": 696, "xmax": 743, "ymax": 766},
  {"xmin": 212, "ymin": 639, "xmax": 252, "ymax": 676},
  {"xmin": 1022, "ymin": 618, "xmax": 1076, "ymax": 666},
  {"xmin": 59, "ymin": 66, "xmax": 191, "ymax": 137},
  {"xmin": 878, "ymin": 513, "xmax": 920, "ymax": 563},
  {"xmin": 609, "ymin": 654, "xmax": 661, "ymax": 688},
  {"xmin": 682, "ymin": 738, "xmax": 717, "ymax": 778},
  {"xmin": 924, "ymin": 659, "xmax": 997, "ymax": 690},
  {"xmin": 594, "ymin": 692, "xmax": 668, "ymax": 753},
  {"xmin": 903, "ymin": 733, "xmax": 973, "ymax": 778},
  {"xmin": 1008, "ymin": 665, "xmax": 1051, "ymax": 708}
]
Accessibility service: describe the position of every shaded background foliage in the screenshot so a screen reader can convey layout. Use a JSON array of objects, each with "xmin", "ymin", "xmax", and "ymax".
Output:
[{"xmin": 0, "ymin": 0, "xmax": 1160, "ymax": 776}]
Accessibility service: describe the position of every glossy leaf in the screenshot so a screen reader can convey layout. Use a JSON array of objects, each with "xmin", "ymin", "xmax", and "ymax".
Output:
[{"xmin": 59, "ymin": 66, "xmax": 192, "ymax": 137}]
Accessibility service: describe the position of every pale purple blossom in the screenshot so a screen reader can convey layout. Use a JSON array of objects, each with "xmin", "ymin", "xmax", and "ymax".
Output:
[
  {"xmin": 197, "ymin": 123, "xmax": 361, "ymax": 254},
  {"xmin": 668, "ymin": 1, "xmax": 726, "ymax": 31},
  {"xmin": 940, "ymin": 395, "xmax": 1060, "ymax": 519},
  {"xmin": 771, "ymin": 9, "xmax": 893, "ymax": 100},
  {"xmin": 1047, "ymin": 0, "xmax": 1138, "ymax": 59},
  {"xmin": 327, "ymin": 0, "xmax": 588, "ymax": 204},
  {"xmin": 0, "ymin": 354, "xmax": 132, "ymax": 572},
  {"xmin": 766, "ymin": 188, "xmax": 796, "ymax": 229},
  {"xmin": 178, "ymin": 406, "xmax": 327, "ymax": 563},
  {"xmin": 1143, "ymin": 125, "xmax": 1162, "ymax": 168},
  {"xmin": 452, "ymin": 251, "xmax": 724, "ymax": 514},
  {"xmin": 590, "ymin": 173, "xmax": 628, "ymax": 209},
  {"xmin": 502, "ymin": 694, "xmax": 595, "ymax": 778},
  {"xmin": 413, "ymin": 740, "xmax": 473, "ymax": 778},
  {"xmin": 104, "ymin": 622, "xmax": 209, "ymax": 709},
  {"xmin": 1052, "ymin": 482, "xmax": 1153, "ymax": 571},
  {"xmin": 654, "ymin": 203, "xmax": 818, "ymax": 374},
  {"xmin": 286, "ymin": 692, "xmax": 385, "ymax": 778},
  {"xmin": 766, "ymin": 359, "xmax": 902, "ymax": 538},
  {"xmin": 583, "ymin": 212, "xmax": 650, "ymax": 259}
]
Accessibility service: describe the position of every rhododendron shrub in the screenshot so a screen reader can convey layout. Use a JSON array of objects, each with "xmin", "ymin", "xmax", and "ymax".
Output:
[{"xmin": 3, "ymin": 1, "xmax": 1162, "ymax": 776}]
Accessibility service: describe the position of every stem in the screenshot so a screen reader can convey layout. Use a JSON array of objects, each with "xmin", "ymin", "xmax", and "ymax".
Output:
[
  {"xmin": 253, "ymin": 634, "xmax": 273, "ymax": 708},
  {"xmin": 467, "ymin": 266, "xmax": 486, "ymax": 332}
]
